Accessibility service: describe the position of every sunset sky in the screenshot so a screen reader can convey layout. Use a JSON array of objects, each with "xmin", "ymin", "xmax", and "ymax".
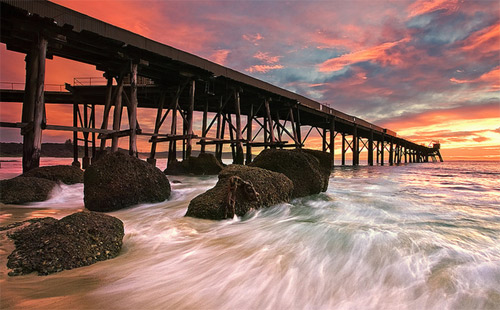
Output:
[{"xmin": 1, "ymin": 0, "xmax": 499, "ymax": 161}]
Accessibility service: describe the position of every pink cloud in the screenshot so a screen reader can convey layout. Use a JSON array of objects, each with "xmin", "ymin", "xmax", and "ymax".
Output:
[
  {"xmin": 245, "ymin": 65, "xmax": 284, "ymax": 73},
  {"xmin": 253, "ymin": 52, "xmax": 281, "ymax": 64},
  {"xmin": 318, "ymin": 38, "xmax": 409, "ymax": 72},
  {"xmin": 209, "ymin": 50, "xmax": 231, "ymax": 66},
  {"xmin": 407, "ymin": 0, "xmax": 460, "ymax": 18},
  {"xmin": 242, "ymin": 33, "xmax": 264, "ymax": 45},
  {"xmin": 461, "ymin": 23, "xmax": 500, "ymax": 54},
  {"xmin": 450, "ymin": 66, "xmax": 500, "ymax": 91}
]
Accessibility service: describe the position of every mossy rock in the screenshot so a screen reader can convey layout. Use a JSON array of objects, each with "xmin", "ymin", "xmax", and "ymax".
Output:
[
  {"xmin": 22, "ymin": 165, "xmax": 84, "ymax": 184},
  {"xmin": 4, "ymin": 211, "xmax": 124, "ymax": 276},
  {"xmin": 186, "ymin": 165, "xmax": 293, "ymax": 220},
  {"xmin": 84, "ymin": 152, "xmax": 171, "ymax": 212},
  {"xmin": 0, "ymin": 176, "xmax": 56, "ymax": 204}
]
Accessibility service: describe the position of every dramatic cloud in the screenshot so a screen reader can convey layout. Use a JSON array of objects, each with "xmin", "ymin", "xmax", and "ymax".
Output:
[{"xmin": 0, "ymin": 0, "xmax": 498, "ymax": 160}]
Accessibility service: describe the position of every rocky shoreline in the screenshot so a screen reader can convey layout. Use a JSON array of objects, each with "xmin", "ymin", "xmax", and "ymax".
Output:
[{"xmin": 0, "ymin": 148, "xmax": 332, "ymax": 276}]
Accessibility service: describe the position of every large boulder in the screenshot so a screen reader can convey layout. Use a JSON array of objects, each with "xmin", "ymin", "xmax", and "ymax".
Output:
[
  {"xmin": 0, "ymin": 176, "xmax": 56, "ymax": 204},
  {"xmin": 84, "ymin": 152, "xmax": 171, "ymax": 212},
  {"xmin": 4, "ymin": 211, "xmax": 124, "ymax": 276},
  {"xmin": 185, "ymin": 165, "xmax": 293, "ymax": 220},
  {"xmin": 22, "ymin": 165, "xmax": 84, "ymax": 184},
  {"xmin": 164, "ymin": 153, "xmax": 223, "ymax": 175},
  {"xmin": 295, "ymin": 149, "xmax": 332, "ymax": 191},
  {"xmin": 250, "ymin": 149, "xmax": 330, "ymax": 198}
]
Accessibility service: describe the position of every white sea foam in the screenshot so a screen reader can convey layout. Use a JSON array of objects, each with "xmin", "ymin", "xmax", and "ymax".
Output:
[{"xmin": 0, "ymin": 161, "xmax": 499, "ymax": 309}]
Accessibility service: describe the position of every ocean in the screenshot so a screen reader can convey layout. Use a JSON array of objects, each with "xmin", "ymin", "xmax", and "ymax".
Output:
[{"xmin": 0, "ymin": 158, "xmax": 499, "ymax": 310}]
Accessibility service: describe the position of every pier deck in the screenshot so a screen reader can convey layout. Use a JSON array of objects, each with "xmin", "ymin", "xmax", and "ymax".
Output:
[{"xmin": 0, "ymin": 0, "xmax": 442, "ymax": 172}]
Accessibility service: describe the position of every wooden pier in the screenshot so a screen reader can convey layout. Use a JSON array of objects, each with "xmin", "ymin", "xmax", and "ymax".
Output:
[{"xmin": 0, "ymin": 0, "xmax": 442, "ymax": 172}]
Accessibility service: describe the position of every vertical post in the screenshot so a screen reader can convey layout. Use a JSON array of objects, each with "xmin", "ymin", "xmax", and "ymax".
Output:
[
  {"xmin": 99, "ymin": 74, "xmax": 114, "ymax": 153},
  {"xmin": 275, "ymin": 112, "xmax": 283, "ymax": 147},
  {"xmin": 201, "ymin": 101, "xmax": 208, "ymax": 153},
  {"xmin": 111, "ymin": 74, "xmax": 125, "ymax": 152},
  {"xmin": 376, "ymin": 141, "xmax": 380, "ymax": 164},
  {"xmin": 148, "ymin": 92, "xmax": 166, "ymax": 166},
  {"xmin": 404, "ymin": 144, "xmax": 408, "ymax": 163},
  {"xmin": 228, "ymin": 114, "xmax": 236, "ymax": 161},
  {"xmin": 289, "ymin": 106, "xmax": 298, "ymax": 148},
  {"xmin": 182, "ymin": 110, "xmax": 187, "ymax": 160},
  {"xmin": 368, "ymin": 130, "xmax": 374, "ymax": 166},
  {"xmin": 129, "ymin": 62, "xmax": 138, "ymax": 157},
  {"xmin": 91, "ymin": 104, "xmax": 96, "ymax": 162},
  {"xmin": 381, "ymin": 134, "xmax": 385, "ymax": 166},
  {"xmin": 389, "ymin": 138, "xmax": 394, "ymax": 166},
  {"xmin": 329, "ymin": 118, "xmax": 335, "ymax": 167},
  {"xmin": 219, "ymin": 112, "xmax": 226, "ymax": 162},
  {"xmin": 322, "ymin": 127, "xmax": 327, "ymax": 152},
  {"xmin": 246, "ymin": 104, "xmax": 253, "ymax": 164},
  {"xmin": 263, "ymin": 114, "xmax": 268, "ymax": 149},
  {"xmin": 295, "ymin": 106, "xmax": 302, "ymax": 148},
  {"xmin": 234, "ymin": 90, "xmax": 244, "ymax": 164},
  {"xmin": 83, "ymin": 101, "xmax": 90, "ymax": 168},
  {"xmin": 215, "ymin": 97, "xmax": 223, "ymax": 161},
  {"xmin": 352, "ymin": 125, "xmax": 358, "ymax": 166},
  {"xmin": 341, "ymin": 132, "xmax": 346, "ymax": 166},
  {"xmin": 265, "ymin": 98, "xmax": 275, "ymax": 146},
  {"xmin": 186, "ymin": 79, "xmax": 195, "ymax": 158},
  {"xmin": 72, "ymin": 100, "xmax": 79, "ymax": 167},
  {"xmin": 22, "ymin": 37, "xmax": 47, "ymax": 173},
  {"xmin": 168, "ymin": 88, "xmax": 179, "ymax": 166}
]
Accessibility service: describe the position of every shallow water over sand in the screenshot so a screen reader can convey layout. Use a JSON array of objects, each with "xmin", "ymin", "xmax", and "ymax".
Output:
[{"xmin": 1, "ymin": 160, "xmax": 499, "ymax": 309}]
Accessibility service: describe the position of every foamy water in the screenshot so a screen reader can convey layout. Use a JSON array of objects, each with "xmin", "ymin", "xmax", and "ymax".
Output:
[{"xmin": 1, "ymin": 159, "xmax": 499, "ymax": 309}]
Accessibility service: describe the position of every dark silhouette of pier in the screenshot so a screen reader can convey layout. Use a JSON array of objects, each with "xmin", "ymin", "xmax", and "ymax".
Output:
[{"xmin": 0, "ymin": 0, "xmax": 443, "ymax": 173}]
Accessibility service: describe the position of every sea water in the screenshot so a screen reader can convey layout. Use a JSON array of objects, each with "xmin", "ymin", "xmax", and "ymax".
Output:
[{"xmin": 0, "ymin": 159, "xmax": 499, "ymax": 310}]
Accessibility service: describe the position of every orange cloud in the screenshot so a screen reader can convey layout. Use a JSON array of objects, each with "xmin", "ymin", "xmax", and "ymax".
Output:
[
  {"xmin": 253, "ymin": 52, "xmax": 281, "ymax": 64},
  {"xmin": 209, "ymin": 50, "xmax": 231, "ymax": 66},
  {"xmin": 51, "ymin": 0, "xmax": 213, "ymax": 53},
  {"xmin": 379, "ymin": 102, "xmax": 500, "ymax": 130},
  {"xmin": 242, "ymin": 33, "xmax": 264, "ymax": 45},
  {"xmin": 407, "ymin": 0, "xmax": 459, "ymax": 18},
  {"xmin": 318, "ymin": 38, "xmax": 409, "ymax": 72},
  {"xmin": 450, "ymin": 66, "xmax": 500, "ymax": 91},
  {"xmin": 245, "ymin": 65, "xmax": 284, "ymax": 73},
  {"xmin": 461, "ymin": 23, "xmax": 500, "ymax": 54}
]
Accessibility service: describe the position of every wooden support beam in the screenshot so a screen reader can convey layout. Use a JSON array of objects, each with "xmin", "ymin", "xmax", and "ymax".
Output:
[
  {"xmin": 91, "ymin": 104, "xmax": 96, "ymax": 162},
  {"xmin": 352, "ymin": 125, "xmax": 358, "ymax": 166},
  {"xmin": 264, "ymin": 99, "xmax": 275, "ymax": 145},
  {"xmin": 289, "ymin": 106, "xmax": 300, "ymax": 149},
  {"xmin": 381, "ymin": 135, "xmax": 385, "ymax": 166},
  {"xmin": 186, "ymin": 79, "xmax": 195, "ymax": 158},
  {"xmin": 22, "ymin": 36, "xmax": 47, "ymax": 173},
  {"xmin": 150, "ymin": 134, "xmax": 198, "ymax": 143},
  {"xmin": 389, "ymin": 139, "xmax": 394, "ymax": 166},
  {"xmin": 129, "ymin": 62, "xmax": 138, "ymax": 157},
  {"xmin": 246, "ymin": 104, "xmax": 253, "ymax": 164},
  {"xmin": 99, "ymin": 74, "xmax": 114, "ymax": 152},
  {"xmin": 295, "ymin": 106, "xmax": 302, "ymax": 148},
  {"xmin": 215, "ymin": 97, "xmax": 223, "ymax": 161},
  {"xmin": 275, "ymin": 112, "xmax": 283, "ymax": 147},
  {"xmin": 234, "ymin": 90, "xmax": 244, "ymax": 164},
  {"xmin": 376, "ymin": 141, "xmax": 380, "ymax": 164},
  {"xmin": 341, "ymin": 132, "xmax": 346, "ymax": 166},
  {"xmin": 201, "ymin": 101, "xmax": 208, "ymax": 153},
  {"xmin": 329, "ymin": 119, "xmax": 335, "ymax": 167},
  {"xmin": 368, "ymin": 130, "xmax": 374, "ymax": 166},
  {"xmin": 82, "ymin": 101, "xmax": 90, "ymax": 168},
  {"xmin": 322, "ymin": 127, "xmax": 327, "ymax": 152},
  {"xmin": 148, "ymin": 91, "xmax": 166, "ymax": 166},
  {"xmin": 111, "ymin": 73, "xmax": 125, "ymax": 152},
  {"xmin": 72, "ymin": 97, "xmax": 79, "ymax": 167},
  {"xmin": 168, "ymin": 86, "xmax": 180, "ymax": 165}
]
